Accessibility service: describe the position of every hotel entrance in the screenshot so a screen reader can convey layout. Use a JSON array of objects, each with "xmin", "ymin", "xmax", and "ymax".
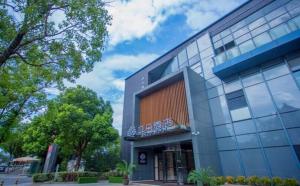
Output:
[{"xmin": 153, "ymin": 143, "xmax": 194, "ymax": 183}]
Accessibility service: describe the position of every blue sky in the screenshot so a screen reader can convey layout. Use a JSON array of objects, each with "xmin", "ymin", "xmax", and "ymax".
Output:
[{"xmin": 48, "ymin": 0, "xmax": 246, "ymax": 133}]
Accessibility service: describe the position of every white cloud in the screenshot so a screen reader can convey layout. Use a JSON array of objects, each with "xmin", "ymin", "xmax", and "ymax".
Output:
[
  {"xmin": 73, "ymin": 53, "xmax": 158, "ymax": 133},
  {"xmin": 107, "ymin": 0, "xmax": 245, "ymax": 46}
]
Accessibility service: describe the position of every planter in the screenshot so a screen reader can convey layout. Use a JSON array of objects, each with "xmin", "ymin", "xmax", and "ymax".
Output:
[
  {"xmin": 108, "ymin": 176, "xmax": 123, "ymax": 183},
  {"xmin": 123, "ymin": 178, "xmax": 129, "ymax": 185}
]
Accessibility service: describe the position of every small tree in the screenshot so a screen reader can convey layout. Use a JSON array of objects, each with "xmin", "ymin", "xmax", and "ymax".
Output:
[
  {"xmin": 187, "ymin": 168, "xmax": 217, "ymax": 186},
  {"xmin": 116, "ymin": 160, "xmax": 135, "ymax": 185}
]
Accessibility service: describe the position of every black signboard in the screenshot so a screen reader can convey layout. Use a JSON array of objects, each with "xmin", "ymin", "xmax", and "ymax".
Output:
[{"xmin": 138, "ymin": 152, "xmax": 147, "ymax": 164}]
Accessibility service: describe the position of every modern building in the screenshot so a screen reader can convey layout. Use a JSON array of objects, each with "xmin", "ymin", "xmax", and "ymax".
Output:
[{"xmin": 121, "ymin": 0, "xmax": 300, "ymax": 183}]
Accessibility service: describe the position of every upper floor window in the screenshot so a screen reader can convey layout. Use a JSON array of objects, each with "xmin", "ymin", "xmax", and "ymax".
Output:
[{"xmin": 226, "ymin": 89, "xmax": 251, "ymax": 122}]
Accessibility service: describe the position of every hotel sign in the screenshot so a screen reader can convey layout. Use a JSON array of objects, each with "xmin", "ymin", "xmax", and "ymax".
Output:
[{"xmin": 126, "ymin": 118, "xmax": 189, "ymax": 139}]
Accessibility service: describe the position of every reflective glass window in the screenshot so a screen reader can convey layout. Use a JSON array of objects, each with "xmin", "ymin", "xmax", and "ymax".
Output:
[
  {"xmin": 287, "ymin": 19, "xmax": 298, "ymax": 31},
  {"xmin": 242, "ymin": 72, "xmax": 263, "ymax": 87},
  {"xmin": 208, "ymin": 85, "xmax": 223, "ymax": 99},
  {"xmin": 235, "ymin": 33, "xmax": 251, "ymax": 45},
  {"xmin": 200, "ymin": 47, "xmax": 214, "ymax": 60},
  {"xmin": 287, "ymin": 53, "xmax": 300, "ymax": 71},
  {"xmin": 188, "ymin": 54, "xmax": 200, "ymax": 66},
  {"xmin": 219, "ymin": 151, "xmax": 243, "ymax": 176},
  {"xmin": 269, "ymin": 23, "xmax": 291, "ymax": 40},
  {"xmin": 269, "ymin": 13, "xmax": 290, "ymax": 28},
  {"xmin": 236, "ymin": 134, "xmax": 260, "ymax": 149},
  {"xmin": 265, "ymin": 147, "xmax": 300, "ymax": 178},
  {"xmin": 287, "ymin": 128, "xmax": 300, "ymax": 145},
  {"xmin": 220, "ymin": 29, "xmax": 231, "ymax": 38},
  {"xmin": 263, "ymin": 62, "xmax": 289, "ymax": 80},
  {"xmin": 231, "ymin": 20, "xmax": 247, "ymax": 32},
  {"xmin": 293, "ymin": 70, "xmax": 300, "ymax": 87},
  {"xmin": 217, "ymin": 137, "xmax": 236, "ymax": 150},
  {"xmin": 233, "ymin": 26, "xmax": 249, "ymax": 39},
  {"xmin": 245, "ymin": 83, "xmax": 276, "ymax": 117},
  {"xmin": 226, "ymin": 47, "xmax": 240, "ymax": 60},
  {"xmin": 214, "ymin": 40, "xmax": 223, "ymax": 49},
  {"xmin": 233, "ymin": 119, "xmax": 256, "ymax": 135},
  {"xmin": 212, "ymin": 34, "xmax": 221, "ymax": 43},
  {"xmin": 286, "ymin": 0, "xmax": 300, "ymax": 12},
  {"xmin": 249, "ymin": 17, "xmax": 266, "ymax": 30},
  {"xmin": 214, "ymin": 124, "xmax": 234, "ymax": 138},
  {"xmin": 209, "ymin": 95, "xmax": 231, "ymax": 125},
  {"xmin": 290, "ymin": 15, "xmax": 300, "ymax": 28},
  {"xmin": 240, "ymin": 149, "xmax": 269, "ymax": 176},
  {"xmin": 230, "ymin": 107, "xmax": 251, "ymax": 122},
  {"xmin": 281, "ymin": 110, "xmax": 300, "ymax": 128},
  {"xmin": 215, "ymin": 53, "xmax": 227, "ymax": 65},
  {"xmin": 251, "ymin": 24, "xmax": 270, "ymax": 37},
  {"xmin": 161, "ymin": 57, "xmax": 178, "ymax": 77},
  {"xmin": 187, "ymin": 41, "xmax": 199, "ymax": 59},
  {"xmin": 190, "ymin": 62, "xmax": 202, "ymax": 74},
  {"xmin": 223, "ymin": 79, "xmax": 242, "ymax": 93},
  {"xmin": 253, "ymin": 32, "xmax": 272, "ymax": 47},
  {"xmin": 197, "ymin": 33, "xmax": 212, "ymax": 51},
  {"xmin": 202, "ymin": 58, "xmax": 215, "ymax": 79},
  {"xmin": 223, "ymin": 34, "xmax": 233, "ymax": 44},
  {"xmin": 266, "ymin": 7, "xmax": 287, "ymax": 21},
  {"xmin": 206, "ymin": 76, "xmax": 221, "ymax": 89},
  {"xmin": 260, "ymin": 130, "xmax": 288, "ymax": 147},
  {"xmin": 255, "ymin": 115, "xmax": 282, "ymax": 132},
  {"xmin": 178, "ymin": 49, "xmax": 188, "ymax": 66},
  {"xmin": 288, "ymin": 6, "xmax": 300, "ymax": 17},
  {"xmin": 239, "ymin": 40, "xmax": 255, "ymax": 54},
  {"xmin": 267, "ymin": 74, "xmax": 300, "ymax": 112}
]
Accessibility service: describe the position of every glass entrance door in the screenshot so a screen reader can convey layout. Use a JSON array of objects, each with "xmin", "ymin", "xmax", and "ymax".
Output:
[{"xmin": 164, "ymin": 151, "xmax": 177, "ymax": 182}]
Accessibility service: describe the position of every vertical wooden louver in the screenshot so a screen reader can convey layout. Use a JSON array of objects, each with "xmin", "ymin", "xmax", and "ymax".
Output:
[{"xmin": 139, "ymin": 80, "xmax": 189, "ymax": 126}]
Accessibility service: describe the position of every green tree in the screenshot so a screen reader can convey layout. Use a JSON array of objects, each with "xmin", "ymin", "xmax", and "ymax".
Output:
[
  {"xmin": 84, "ymin": 139, "xmax": 121, "ymax": 172},
  {"xmin": 23, "ymin": 86, "xmax": 118, "ymax": 171},
  {"xmin": 0, "ymin": 124, "xmax": 26, "ymax": 160},
  {"xmin": 0, "ymin": 0, "xmax": 111, "ymax": 142}
]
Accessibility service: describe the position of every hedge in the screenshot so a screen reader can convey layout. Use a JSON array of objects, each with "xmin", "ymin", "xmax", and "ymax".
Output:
[
  {"xmin": 32, "ymin": 173, "xmax": 54, "ymax": 183},
  {"xmin": 78, "ymin": 177, "xmax": 98, "ymax": 184},
  {"xmin": 32, "ymin": 171, "xmax": 100, "ymax": 182},
  {"xmin": 108, "ymin": 176, "xmax": 123, "ymax": 183}
]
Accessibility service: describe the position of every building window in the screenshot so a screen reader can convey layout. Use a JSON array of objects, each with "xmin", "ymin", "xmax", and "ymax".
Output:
[
  {"xmin": 178, "ymin": 49, "xmax": 188, "ymax": 66},
  {"xmin": 287, "ymin": 53, "xmax": 300, "ymax": 87},
  {"xmin": 294, "ymin": 145, "xmax": 300, "ymax": 161},
  {"xmin": 226, "ymin": 90, "xmax": 251, "ymax": 121}
]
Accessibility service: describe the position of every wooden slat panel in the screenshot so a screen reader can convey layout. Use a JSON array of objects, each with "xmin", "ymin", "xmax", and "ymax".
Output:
[{"xmin": 139, "ymin": 80, "xmax": 189, "ymax": 126}]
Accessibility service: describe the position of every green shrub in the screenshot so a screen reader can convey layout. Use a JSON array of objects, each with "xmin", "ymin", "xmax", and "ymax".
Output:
[
  {"xmin": 260, "ymin": 177, "xmax": 271, "ymax": 186},
  {"xmin": 235, "ymin": 176, "xmax": 247, "ymax": 184},
  {"xmin": 187, "ymin": 168, "xmax": 215, "ymax": 185},
  {"xmin": 272, "ymin": 177, "xmax": 283, "ymax": 186},
  {"xmin": 32, "ymin": 173, "xmax": 54, "ymax": 182},
  {"xmin": 247, "ymin": 176, "xmax": 259, "ymax": 186},
  {"xmin": 78, "ymin": 177, "xmax": 97, "ymax": 184},
  {"xmin": 108, "ymin": 176, "xmax": 123, "ymax": 183},
  {"xmin": 58, "ymin": 171, "xmax": 99, "ymax": 182},
  {"xmin": 226, "ymin": 176, "xmax": 234, "ymax": 184},
  {"xmin": 283, "ymin": 178, "xmax": 298, "ymax": 186},
  {"xmin": 214, "ymin": 176, "xmax": 226, "ymax": 185}
]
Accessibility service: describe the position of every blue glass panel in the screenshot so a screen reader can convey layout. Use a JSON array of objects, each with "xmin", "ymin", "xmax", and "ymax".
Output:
[
  {"xmin": 205, "ymin": 77, "xmax": 222, "ymax": 89},
  {"xmin": 260, "ymin": 130, "xmax": 288, "ymax": 147},
  {"xmin": 281, "ymin": 110, "xmax": 300, "ymax": 128},
  {"xmin": 265, "ymin": 146, "xmax": 300, "ymax": 179},
  {"xmin": 287, "ymin": 128, "xmax": 300, "ymax": 144},
  {"xmin": 209, "ymin": 96, "xmax": 231, "ymax": 125},
  {"xmin": 242, "ymin": 72, "xmax": 263, "ymax": 87},
  {"xmin": 223, "ymin": 79, "xmax": 242, "ymax": 93},
  {"xmin": 236, "ymin": 134, "xmax": 260, "ymax": 149},
  {"xmin": 263, "ymin": 62, "xmax": 289, "ymax": 80},
  {"xmin": 214, "ymin": 124, "xmax": 234, "ymax": 138},
  {"xmin": 253, "ymin": 32, "xmax": 272, "ymax": 47},
  {"xmin": 208, "ymin": 85, "xmax": 223, "ymax": 99},
  {"xmin": 293, "ymin": 70, "xmax": 300, "ymax": 87},
  {"xmin": 219, "ymin": 150, "xmax": 243, "ymax": 176},
  {"xmin": 239, "ymin": 39, "xmax": 255, "ymax": 54},
  {"xmin": 240, "ymin": 149, "xmax": 269, "ymax": 176},
  {"xmin": 217, "ymin": 137, "xmax": 236, "ymax": 150},
  {"xmin": 269, "ymin": 23, "xmax": 291, "ymax": 40},
  {"xmin": 255, "ymin": 115, "xmax": 282, "ymax": 132},
  {"xmin": 234, "ymin": 119, "xmax": 256, "ymax": 135},
  {"xmin": 245, "ymin": 83, "xmax": 276, "ymax": 117},
  {"xmin": 267, "ymin": 75, "xmax": 300, "ymax": 113}
]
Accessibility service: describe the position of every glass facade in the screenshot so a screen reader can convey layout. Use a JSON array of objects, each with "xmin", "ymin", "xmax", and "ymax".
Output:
[{"xmin": 125, "ymin": 0, "xmax": 300, "ymax": 181}]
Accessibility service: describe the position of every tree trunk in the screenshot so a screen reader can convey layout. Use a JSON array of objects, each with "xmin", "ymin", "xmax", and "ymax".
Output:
[{"xmin": 74, "ymin": 152, "xmax": 82, "ymax": 171}]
